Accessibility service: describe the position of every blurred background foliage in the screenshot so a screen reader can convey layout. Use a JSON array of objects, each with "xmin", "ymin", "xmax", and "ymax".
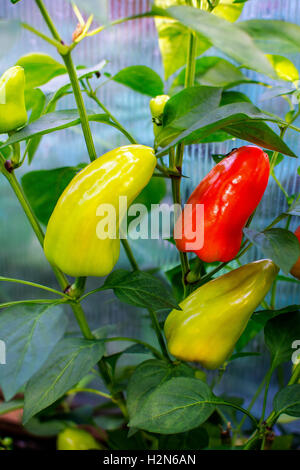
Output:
[{"xmin": 0, "ymin": 0, "xmax": 299, "ymax": 426}]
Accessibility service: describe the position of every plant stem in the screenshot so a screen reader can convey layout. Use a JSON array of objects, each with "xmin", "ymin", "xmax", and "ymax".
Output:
[
  {"xmin": 86, "ymin": 85, "xmax": 138, "ymax": 145},
  {"xmin": 21, "ymin": 22, "xmax": 67, "ymax": 53},
  {"xmin": 35, "ymin": 0, "xmax": 61, "ymax": 41},
  {"xmin": 67, "ymin": 387, "xmax": 113, "ymax": 401},
  {"xmin": 0, "ymin": 276, "xmax": 70, "ymax": 298},
  {"xmin": 121, "ymin": 239, "xmax": 139, "ymax": 271},
  {"xmin": 234, "ymin": 367, "xmax": 272, "ymax": 439},
  {"xmin": 2, "ymin": 168, "xmax": 69, "ymax": 290},
  {"xmin": 104, "ymin": 336, "xmax": 164, "ymax": 360},
  {"xmin": 184, "ymin": 32, "xmax": 197, "ymax": 88},
  {"xmin": 259, "ymin": 364, "xmax": 275, "ymax": 425},
  {"xmin": 149, "ymin": 308, "xmax": 170, "ymax": 360},
  {"xmin": 62, "ymin": 53, "xmax": 97, "ymax": 162}
]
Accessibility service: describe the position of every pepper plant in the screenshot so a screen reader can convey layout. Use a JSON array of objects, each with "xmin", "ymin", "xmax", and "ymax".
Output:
[{"xmin": 0, "ymin": 0, "xmax": 300, "ymax": 451}]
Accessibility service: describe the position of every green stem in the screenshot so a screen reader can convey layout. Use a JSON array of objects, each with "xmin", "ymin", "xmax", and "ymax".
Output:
[
  {"xmin": 270, "ymin": 279, "xmax": 277, "ymax": 309},
  {"xmin": 234, "ymin": 369, "xmax": 270, "ymax": 439},
  {"xmin": 149, "ymin": 308, "xmax": 170, "ymax": 360},
  {"xmin": 87, "ymin": 86, "xmax": 137, "ymax": 145},
  {"xmin": 121, "ymin": 239, "xmax": 139, "ymax": 271},
  {"xmin": 2, "ymin": 168, "xmax": 68, "ymax": 290},
  {"xmin": 67, "ymin": 387, "xmax": 113, "ymax": 401},
  {"xmin": 259, "ymin": 364, "xmax": 275, "ymax": 425},
  {"xmin": 35, "ymin": 0, "xmax": 61, "ymax": 41},
  {"xmin": 271, "ymin": 170, "xmax": 289, "ymax": 201},
  {"xmin": 0, "ymin": 299, "xmax": 65, "ymax": 309},
  {"xmin": 184, "ymin": 32, "xmax": 197, "ymax": 88},
  {"xmin": 21, "ymin": 22, "xmax": 67, "ymax": 53},
  {"xmin": 62, "ymin": 53, "xmax": 97, "ymax": 162},
  {"xmin": 104, "ymin": 336, "xmax": 164, "ymax": 360},
  {"xmin": 0, "ymin": 276, "xmax": 70, "ymax": 299}
]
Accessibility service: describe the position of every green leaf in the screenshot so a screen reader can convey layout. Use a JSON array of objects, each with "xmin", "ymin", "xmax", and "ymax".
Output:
[
  {"xmin": 23, "ymin": 337, "xmax": 105, "ymax": 424},
  {"xmin": 39, "ymin": 61, "xmax": 107, "ymax": 98},
  {"xmin": 107, "ymin": 429, "xmax": 147, "ymax": 450},
  {"xmin": 0, "ymin": 399, "xmax": 23, "ymax": 416},
  {"xmin": 163, "ymin": 86, "xmax": 222, "ymax": 129},
  {"xmin": 154, "ymin": 1, "xmax": 210, "ymax": 80},
  {"xmin": 264, "ymin": 311, "xmax": 300, "ymax": 367},
  {"xmin": 266, "ymin": 55, "xmax": 299, "ymax": 82},
  {"xmin": 127, "ymin": 359, "xmax": 194, "ymax": 418},
  {"xmin": 273, "ymin": 384, "xmax": 300, "ymax": 418},
  {"xmin": 220, "ymin": 90, "xmax": 252, "ymax": 105},
  {"xmin": 94, "ymin": 415, "xmax": 125, "ymax": 431},
  {"xmin": 0, "ymin": 20, "xmax": 21, "ymax": 59},
  {"xmin": 172, "ymin": 57, "xmax": 251, "ymax": 90},
  {"xmin": 113, "ymin": 66, "xmax": 164, "ymax": 97},
  {"xmin": 0, "ymin": 110, "xmax": 115, "ymax": 149},
  {"xmin": 166, "ymin": 5, "xmax": 274, "ymax": 76},
  {"xmin": 129, "ymin": 377, "xmax": 215, "ymax": 434},
  {"xmin": 16, "ymin": 53, "xmax": 66, "ymax": 90},
  {"xmin": 287, "ymin": 200, "xmax": 300, "ymax": 217},
  {"xmin": 157, "ymin": 102, "xmax": 296, "ymax": 158},
  {"xmin": 0, "ymin": 303, "xmax": 67, "ymax": 401},
  {"xmin": 25, "ymin": 89, "xmax": 46, "ymax": 124},
  {"xmin": 128, "ymin": 176, "xmax": 166, "ymax": 226},
  {"xmin": 239, "ymin": 20, "xmax": 300, "ymax": 55},
  {"xmin": 24, "ymin": 417, "xmax": 71, "ymax": 437},
  {"xmin": 22, "ymin": 165, "xmax": 86, "ymax": 226},
  {"xmin": 243, "ymin": 228, "xmax": 300, "ymax": 274},
  {"xmin": 102, "ymin": 270, "xmax": 180, "ymax": 311},
  {"xmin": 236, "ymin": 305, "xmax": 300, "ymax": 352},
  {"xmin": 223, "ymin": 121, "xmax": 294, "ymax": 155},
  {"xmin": 159, "ymin": 426, "xmax": 209, "ymax": 450}
]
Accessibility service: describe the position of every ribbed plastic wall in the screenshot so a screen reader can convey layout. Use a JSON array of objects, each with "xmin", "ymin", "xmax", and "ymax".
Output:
[{"xmin": 0, "ymin": 1, "xmax": 299, "ymax": 417}]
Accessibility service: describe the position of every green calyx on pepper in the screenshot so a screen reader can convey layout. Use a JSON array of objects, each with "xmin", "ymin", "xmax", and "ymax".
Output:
[
  {"xmin": 44, "ymin": 145, "xmax": 156, "ymax": 277},
  {"xmin": 164, "ymin": 259, "xmax": 279, "ymax": 369},
  {"xmin": 57, "ymin": 428, "xmax": 103, "ymax": 450},
  {"xmin": 0, "ymin": 66, "xmax": 27, "ymax": 134}
]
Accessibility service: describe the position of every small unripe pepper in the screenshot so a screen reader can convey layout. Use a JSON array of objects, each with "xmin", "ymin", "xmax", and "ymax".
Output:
[
  {"xmin": 164, "ymin": 259, "xmax": 279, "ymax": 369},
  {"xmin": 174, "ymin": 146, "xmax": 270, "ymax": 262},
  {"xmin": 44, "ymin": 145, "xmax": 156, "ymax": 277},
  {"xmin": 0, "ymin": 66, "xmax": 27, "ymax": 134},
  {"xmin": 149, "ymin": 94, "xmax": 170, "ymax": 138},
  {"xmin": 290, "ymin": 226, "xmax": 300, "ymax": 280},
  {"xmin": 57, "ymin": 428, "xmax": 103, "ymax": 450}
]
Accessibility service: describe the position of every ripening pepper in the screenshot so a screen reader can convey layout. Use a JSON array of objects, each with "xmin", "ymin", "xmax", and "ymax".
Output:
[
  {"xmin": 164, "ymin": 259, "xmax": 279, "ymax": 369},
  {"xmin": 174, "ymin": 146, "xmax": 270, "ymax": 262},
  {"xmin": 149, "ymin": 94, "xmax": 170, "ymax": 138},
  {"xmin": 44, "ymin": 145, "xmax": 156, "ymax": 277},
  {"xmin": 57, "ymin": 428, "xmax": 103, "ymax": 450},
  {"xmin": 0, "ymin": 66, "xmax": 27, "ymax": 134},
  {"xmin": 290, "ymin": 226, "xmax": 300, "ymax": 280}
]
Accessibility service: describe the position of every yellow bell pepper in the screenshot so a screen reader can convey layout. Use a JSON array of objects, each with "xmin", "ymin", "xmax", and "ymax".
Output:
[
  {"xmin": 164, "ymin": 259, "xmax": 279, "ymax": 369},
  {"xmin": 44, "ymin": 145, "xmax": 156, "ymax": 277},
  {"xmin": 0, "ymin": 66, "xmax": 27, "ymax": 134}
]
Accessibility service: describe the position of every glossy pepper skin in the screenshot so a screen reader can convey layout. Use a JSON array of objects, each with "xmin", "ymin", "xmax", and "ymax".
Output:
[
  {"xmin": 57, "ymin": 428, "xmax": 103, "ymax": 450},
  {"xmin": 0, "ymin": 66, "xmax": 27, "ymax": 134},
  {"xmin": 290, "ymin": 226, "xmax": 300, "ymax": 280},
  {"xmin": 44, "ymin": 145, "xmax": 156, "ymax": 277},
  {"xmin": 164, "ymin": 259, "xmax": 279, "ymax": 369},
  {"xmin": 174, "ymin": 146, "xmax": 270, "ymax": 262},
  {"xmin": 149, "ymin": 94, "xmax": 170, "ymax": 138}
]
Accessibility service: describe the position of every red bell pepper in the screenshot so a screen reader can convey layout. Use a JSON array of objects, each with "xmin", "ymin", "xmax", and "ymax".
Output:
[{"xmin": 174, "ymin": 145, "xmax": 270, "ymax": 262}]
